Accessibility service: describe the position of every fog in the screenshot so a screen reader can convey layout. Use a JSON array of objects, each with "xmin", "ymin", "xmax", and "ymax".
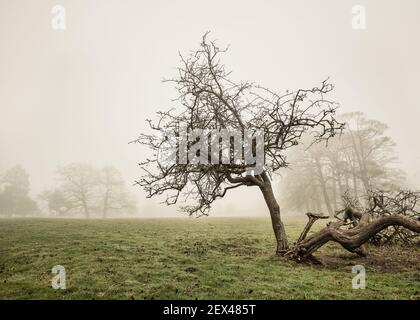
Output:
[{"xmin": 1, "ymin": 0, "xmax": 419, "ymax": 217}]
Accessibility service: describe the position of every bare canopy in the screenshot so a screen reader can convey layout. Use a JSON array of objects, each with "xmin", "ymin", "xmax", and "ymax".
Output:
[{"xmin": 133, "ymin": 33, "xmax": 343, "ymax": 253}]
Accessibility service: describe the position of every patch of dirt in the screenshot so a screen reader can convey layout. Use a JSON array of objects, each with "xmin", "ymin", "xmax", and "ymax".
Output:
[{"xmin": 317, "ymin": 245, "xmax": 420, "ymax": 272}]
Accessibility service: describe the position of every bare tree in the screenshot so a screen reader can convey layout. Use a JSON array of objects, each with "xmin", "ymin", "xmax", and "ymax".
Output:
[
  {"xmin": 280, "ymin": 112, "xmax": 405, "ymax": 215},
  {"xmin": 43, "ymin": 164, "xmax": 137, "ymax": 218},
  {"xmin": 55, "ymin": 163, "xmax": 98, "ymax": 218},
  {"xmin": 133, "ymin": 34, "xmax": 343, "ymax": 253},
  {"xmin": 99, "ymin": 166, "xmax": 136, "ymax": 218},
  {"xmin": 342, "ymin": 112, "xmax": 403, "ymax": 193}
]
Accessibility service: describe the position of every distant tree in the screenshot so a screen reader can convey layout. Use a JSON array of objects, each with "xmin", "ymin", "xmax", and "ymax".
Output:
[
  {"xmin": 54, "ymin": 163, "xmax": 99, "ymax": 218},
  {"xmin": 99, "ymin": 166, "xmax": 137, "ymax": 218},
  {"xmin": 342, "ymin": 112, "xmax": 404, "ymax": 192},
  {"xmin": 39, "ymin": 189, "xmax": 70, "ymax": 216},
  {"xmin": 0, "ymin": 165, "xmax": 38, "ymax": 216},
  {"xmin": 42, "ymin": 164, "xmax": 136, "ymax": 218},
  {"xmin": 280, "ymin": 112, "xmax": 405, "ymax": 215}
]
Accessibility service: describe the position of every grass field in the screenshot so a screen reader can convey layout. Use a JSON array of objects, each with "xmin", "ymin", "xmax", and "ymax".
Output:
[{"xmin": 0, "ymin": 217, "xmax": 419, "ymax": 300}]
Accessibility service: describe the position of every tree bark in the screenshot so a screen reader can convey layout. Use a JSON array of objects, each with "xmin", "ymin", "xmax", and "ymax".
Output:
[{"xmin": 260, "ymin": 172, "xmax": 288, "ymax": 254}]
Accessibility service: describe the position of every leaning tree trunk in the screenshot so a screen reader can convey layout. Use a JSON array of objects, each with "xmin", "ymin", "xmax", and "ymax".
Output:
[{"xmin": 260, "ymin": 172, "xmax": 288, "ymax": 254}]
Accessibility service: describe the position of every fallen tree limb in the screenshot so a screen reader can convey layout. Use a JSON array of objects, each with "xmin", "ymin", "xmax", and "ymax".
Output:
[
  {"xmin": 287, "ymin": 210, "xmax": 420, "ymax": 262},
  {"xmin": 297, "ymin": 212, "xmax": 329, "ymax": 243},
  {"xmin": 367, "ymin": 190, "xmax": 420, "ymax": 245}
]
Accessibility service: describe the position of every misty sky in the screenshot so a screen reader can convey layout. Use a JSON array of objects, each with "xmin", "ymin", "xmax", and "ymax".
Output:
[{"xmin": 1, "ymin": 0, "xmax": 419, "ymax": 217}]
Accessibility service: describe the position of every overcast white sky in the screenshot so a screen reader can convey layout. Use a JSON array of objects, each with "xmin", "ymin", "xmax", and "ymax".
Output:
[{"xmin": 1, "ymin": 0, "xmax": 419, "ymax": 216}]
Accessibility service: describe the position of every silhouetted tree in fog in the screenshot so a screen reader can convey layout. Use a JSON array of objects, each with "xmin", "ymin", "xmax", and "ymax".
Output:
[
  {"xmin": 99, "ymin": 166, "xmax": 137, "ymax": 218},
  {"xmin": 55, "ymin": 163, "xmax": 98, "ymax": 218},
  {"xmin": 41, "ymin": 163, "xmax": 136, "ymax": 218},
  {"xmin": 134, "ymin": 34, "xmax": 344, "ymax": 253},
  {"xmin": 39, "ymin": 189, "xmax": 71, "ymax": 216},
  {"xmin": 280, "ymin": 112, "xmax": 405, "ymax": 215},
  {"xmin": 0, "ymin": 165, "xmax": 38, "ymax": 216}
]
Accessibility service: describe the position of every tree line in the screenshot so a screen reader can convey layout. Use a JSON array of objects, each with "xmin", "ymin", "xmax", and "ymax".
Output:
[
  {"xmin": 279, "ymin": 112, "xmax": 406, "ymax": 216},
  {"xmin": 0, "ymin": 163, "xmax": 137, "ymax": 218}
]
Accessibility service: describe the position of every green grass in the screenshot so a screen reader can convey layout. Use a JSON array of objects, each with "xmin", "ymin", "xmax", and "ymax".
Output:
[{"xmin": 0, "ymin": 217, "xmax": 418, "ymax": 299}]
